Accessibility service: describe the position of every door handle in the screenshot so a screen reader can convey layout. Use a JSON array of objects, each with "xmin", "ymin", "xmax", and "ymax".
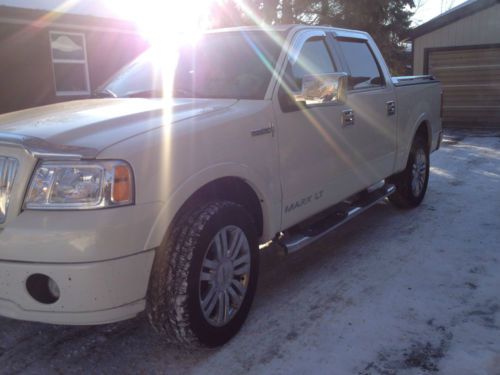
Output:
[
  {"xmin": 342, "ymin": 109, "xmax": 354, "ymax": 126},
  {"xmin": 387, "ymin": 101, "xmax": 396, "ymax": 116},
  {"xmin": 251, "ymin": 122, "xmax": 275, "ymax": 137}
]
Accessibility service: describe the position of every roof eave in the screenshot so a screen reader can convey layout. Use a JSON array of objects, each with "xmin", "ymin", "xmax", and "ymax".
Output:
[
  {"xmin": 0, "ymin": 5, "xmax": 138, "ymax": 33},
  {"xmin": 409, "ymin": 0, "xmax": 499, "ymax": 39}
]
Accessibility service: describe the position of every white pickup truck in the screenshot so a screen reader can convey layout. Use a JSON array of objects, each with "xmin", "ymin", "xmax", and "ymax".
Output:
[{"xmin": 0, "ymin": 25, "xmax": 442, "ymax": 347}]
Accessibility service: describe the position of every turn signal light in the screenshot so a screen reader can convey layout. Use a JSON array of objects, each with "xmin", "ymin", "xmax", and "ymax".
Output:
[{"xmin": 112, "ymin": 165, "xmax": 133, "ymax": 203}]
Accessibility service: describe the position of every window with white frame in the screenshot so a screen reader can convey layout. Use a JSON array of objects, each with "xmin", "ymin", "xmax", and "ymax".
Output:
[{"xmin": 49, "ymin": 31, "xmax": 90, "ymax": 96}]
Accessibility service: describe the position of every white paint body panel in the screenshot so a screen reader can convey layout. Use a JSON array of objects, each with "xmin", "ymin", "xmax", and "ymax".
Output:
[{"xmin": 0, "ymin": 25, "xmax": 441, "ymax": 324}]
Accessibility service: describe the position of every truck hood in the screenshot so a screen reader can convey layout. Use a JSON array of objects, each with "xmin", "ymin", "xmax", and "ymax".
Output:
[{"xmin": 0, "ymin": 98, "xmax": 237, "ymax": 158}]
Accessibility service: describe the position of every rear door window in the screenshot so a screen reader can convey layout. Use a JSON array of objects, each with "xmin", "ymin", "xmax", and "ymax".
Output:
[{"xmin": 337, "ymin": 39, "xmax": 384, "ymax": 90}]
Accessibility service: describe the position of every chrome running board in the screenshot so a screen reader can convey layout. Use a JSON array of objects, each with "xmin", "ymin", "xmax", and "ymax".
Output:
[{"xmin": 279, "ymin": 184, "xmax": 396, "ymax": 254}]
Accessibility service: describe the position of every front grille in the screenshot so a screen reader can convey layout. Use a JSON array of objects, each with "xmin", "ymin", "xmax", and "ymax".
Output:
[{"xmin": 0, "ymin": 156, "xmax": 19, "ymax": 224}]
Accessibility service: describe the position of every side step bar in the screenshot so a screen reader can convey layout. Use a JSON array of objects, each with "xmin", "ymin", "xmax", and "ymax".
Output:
[{"xmin": 279, "ymin": 184, "xmax": 396, "ymax": 254}]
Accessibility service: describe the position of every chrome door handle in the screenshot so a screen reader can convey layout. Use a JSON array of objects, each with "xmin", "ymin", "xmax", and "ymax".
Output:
[
  {"xmin": 387, "ymin": 101, "xmax": 396, "ymax": 116},
  {"xmin": 342, "ymin": 109, "xmax": 354, "ymax": 126},
  {"xmin": 251, "ymin": 122, "xmax": 275, "ymax": 137}
]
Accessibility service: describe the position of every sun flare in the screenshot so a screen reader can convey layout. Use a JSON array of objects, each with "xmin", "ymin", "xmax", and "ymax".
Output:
[{"xmin": 105, "ymin": 0, "xmax": 218, "ymax": 45}]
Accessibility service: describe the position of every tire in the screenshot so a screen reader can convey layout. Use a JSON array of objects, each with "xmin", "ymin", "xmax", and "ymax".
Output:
[
  {"xmin": 388, "ymin": 135, "xmax": 430, "ymax": 209},
  {"xmin": 147, "ymin": 201, "xmax": 259, "ymax": 347}
]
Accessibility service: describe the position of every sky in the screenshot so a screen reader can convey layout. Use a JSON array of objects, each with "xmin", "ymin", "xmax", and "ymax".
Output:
[
  {"xmin": 0, "ymin": 0, "xmax": 469, "ymax": 25},
  {"xmin": 412, "ymin": 0, "xmax": 469, "ymax": 25}
]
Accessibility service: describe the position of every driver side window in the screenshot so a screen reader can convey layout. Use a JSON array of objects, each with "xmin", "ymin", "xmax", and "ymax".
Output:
[{"xmin": 286, "ymin": 38, "xmax": 337, "ymax": 91}]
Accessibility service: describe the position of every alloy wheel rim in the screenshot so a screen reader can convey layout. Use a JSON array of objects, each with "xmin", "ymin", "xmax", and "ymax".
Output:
[
  {"xmin": 411, "ymin": 148, "xmax": 427, "ymax": 197},
  {"xmin": 199, "ymin": 225, "xmax": 251, "ymax": 327}
]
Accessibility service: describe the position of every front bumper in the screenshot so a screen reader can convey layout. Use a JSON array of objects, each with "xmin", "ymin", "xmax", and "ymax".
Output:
[
  {"xmin": 0, "ymin": 202, "xmax": 163, "ymax": 263},
  {"xmin": 0, "ymin": 200, "xmax": 162, "ymax": 325},
  {"xmin": 0, "ymin": 250, "xmax": 155, "ymax": 325}
]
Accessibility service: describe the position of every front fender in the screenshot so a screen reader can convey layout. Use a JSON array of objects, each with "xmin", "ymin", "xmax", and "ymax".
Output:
[{"xmin": 143, "ymin": 162, "xmax": 281, "ymax": 250}]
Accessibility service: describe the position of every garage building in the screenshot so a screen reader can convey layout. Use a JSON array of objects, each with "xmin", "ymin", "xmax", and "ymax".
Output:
[{"xmin": 410, "ymin": 0, "xmax": 500, "ymax": 128}]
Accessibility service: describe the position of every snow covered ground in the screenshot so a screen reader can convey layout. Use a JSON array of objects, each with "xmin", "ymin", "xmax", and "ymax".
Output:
[{"xmin": 0, "ymin": 132, "xmax": 499, "ymax": 374}]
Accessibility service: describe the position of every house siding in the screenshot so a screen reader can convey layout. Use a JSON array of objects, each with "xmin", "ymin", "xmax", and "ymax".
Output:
[{"xmin": 0, "ymin": 12, "xmax": 147, "ymax": 114}]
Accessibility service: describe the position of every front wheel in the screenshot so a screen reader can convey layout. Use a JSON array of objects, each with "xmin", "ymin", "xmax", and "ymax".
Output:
[
  {"xmin": 147, "ymin": 201, "xmax": 259, "ymax": 347},
  {"xmin": 388, "ymin": 135, "xmax": 430, "ymax": 208}
]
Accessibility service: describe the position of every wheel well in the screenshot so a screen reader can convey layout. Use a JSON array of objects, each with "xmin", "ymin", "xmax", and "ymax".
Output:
[
  {"xmin": 415, "ymin": 121, "xmax": 431, "ymax": 151},
  {"xmin": 175, "ymin": 177, "xmax": 264, "ymax": 238}
]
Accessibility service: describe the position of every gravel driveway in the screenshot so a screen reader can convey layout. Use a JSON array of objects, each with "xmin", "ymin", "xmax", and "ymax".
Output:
[{"xmin": 1, "ymin": 132, "xmax": 499, "ymax": 375}]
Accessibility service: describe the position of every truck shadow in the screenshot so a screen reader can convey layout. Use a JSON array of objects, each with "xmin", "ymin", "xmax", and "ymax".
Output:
[{"xmin": 258, "ymin": 201, "xmax": 400, "ymax": 285}]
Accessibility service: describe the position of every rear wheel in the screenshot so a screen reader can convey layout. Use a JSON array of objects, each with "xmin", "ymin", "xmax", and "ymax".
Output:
[
  {"xmin": 389, "ymin": 135, "xmax": 430, "ymax": 208},
  {"xmin": 147, "ymin": 201, "xmax": 259, "ymax": 347}
]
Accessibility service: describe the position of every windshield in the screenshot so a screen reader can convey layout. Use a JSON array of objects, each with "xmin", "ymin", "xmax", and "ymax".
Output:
[{"xmin": 100, "ymin": 31, "xmax": 284, "ymax": 100}]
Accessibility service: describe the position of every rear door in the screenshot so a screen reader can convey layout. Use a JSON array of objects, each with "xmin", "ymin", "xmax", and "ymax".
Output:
[{"xmin": 333, "ymin": 36, "xmax": 398, "ymax": 183}]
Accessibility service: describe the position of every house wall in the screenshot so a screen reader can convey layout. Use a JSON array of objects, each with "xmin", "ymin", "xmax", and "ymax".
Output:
[
  {"xmin": 0, "ymin": 21, "xmax": 147, "ymax": 114},
  {"xmin": 413, "ymin": 3, "xmax": 500, "ymax": 74}
]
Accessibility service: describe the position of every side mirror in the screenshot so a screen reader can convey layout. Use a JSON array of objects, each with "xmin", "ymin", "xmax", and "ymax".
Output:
[{"xmin": 295, "ymin": 73, "xmax": 348, "ymax": 106}]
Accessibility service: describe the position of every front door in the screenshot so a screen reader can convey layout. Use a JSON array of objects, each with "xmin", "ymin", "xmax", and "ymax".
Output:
[{"xmin": 274, "ymin": 30, "xmax": 367, "ymax": 229}]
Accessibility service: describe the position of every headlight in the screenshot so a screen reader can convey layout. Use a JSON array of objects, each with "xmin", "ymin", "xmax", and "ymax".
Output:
[{"xmin": 24, "ymin": 160, "xmax": 134, "ymax": 210}]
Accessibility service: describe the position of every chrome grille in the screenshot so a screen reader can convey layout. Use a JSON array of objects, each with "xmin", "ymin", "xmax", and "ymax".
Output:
[{"xmin": 0, "ymin": 156, "xmax": 19, "ymax": 224}]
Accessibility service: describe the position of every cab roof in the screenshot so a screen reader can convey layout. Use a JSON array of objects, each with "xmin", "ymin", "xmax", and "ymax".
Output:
[{"xmin": 207, "ymin": 24, "xmax": 370, "ymax": 41}]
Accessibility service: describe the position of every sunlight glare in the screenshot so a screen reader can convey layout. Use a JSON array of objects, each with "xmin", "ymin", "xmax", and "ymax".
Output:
[
  {"xmin": 101, "ymin": 1, "xmax": 220, "ymax": 220},
  {"xmin": 105, "ymin": 0, "xmax": 216, "ymax": 46}
]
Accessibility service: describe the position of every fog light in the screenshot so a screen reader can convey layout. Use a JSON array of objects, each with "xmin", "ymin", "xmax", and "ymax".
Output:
[
  {"xmin": 48, "ymin": 277, "xmax": 61, "ymax": 299},
  {"xmin": 26, "ymin": 274, "xmax": 60, "ymax": 304}
]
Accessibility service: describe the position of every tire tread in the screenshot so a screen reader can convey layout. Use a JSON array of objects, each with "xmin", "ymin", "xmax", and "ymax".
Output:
[
  {"xmin": 388, "ymin": 135, "xmax": 429, "ymax": 209},
  {"xmin": 147, "ymin": 201, "xmax": 251, "ymax": 347}
]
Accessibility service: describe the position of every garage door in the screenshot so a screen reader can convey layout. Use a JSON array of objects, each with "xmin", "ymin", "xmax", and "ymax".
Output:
[{"xmin": 427, "ymin": 46, "xmax": 500, "ymax": 127}]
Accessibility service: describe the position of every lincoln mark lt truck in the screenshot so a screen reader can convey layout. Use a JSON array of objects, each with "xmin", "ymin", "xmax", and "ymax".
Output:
[{"xmin": 0, "ymin": 25, "xmax": 442, "ymax": 347}]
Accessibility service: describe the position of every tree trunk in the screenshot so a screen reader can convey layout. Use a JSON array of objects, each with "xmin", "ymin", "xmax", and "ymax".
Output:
[
  {"xmin": 281, "ymin": 0, "xmax": 294, "ymax": 24},
  {"xmin": 319, "ymin": 0, "xmax": 330, "ymax": 25}
]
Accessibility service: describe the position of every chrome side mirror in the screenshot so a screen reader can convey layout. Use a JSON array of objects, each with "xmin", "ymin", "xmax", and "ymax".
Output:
[{"xmin": 295, "ymin": 73, "xmax": 348, "ymax": 106}]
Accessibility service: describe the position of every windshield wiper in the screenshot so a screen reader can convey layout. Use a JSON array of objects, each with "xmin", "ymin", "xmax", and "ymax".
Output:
[
  {"xmin": 173, "ymin": 87, "xmax": 214, "ymax": 98},
  {"xmin": 173, "ymin": 87, "xmax": 197, "ymax": 97},
  {"xmin": 125, "ymin": 89, "xmax": 163, "ymax": 98},
  {"xmin": 92, "ymin": 88, "xmax": 117, "ymax": 98}
]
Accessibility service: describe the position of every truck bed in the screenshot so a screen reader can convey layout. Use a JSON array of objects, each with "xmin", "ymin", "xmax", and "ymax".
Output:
[{"xmin": 391, "ymin": 75, "xmax": 439, "ymax": 86}]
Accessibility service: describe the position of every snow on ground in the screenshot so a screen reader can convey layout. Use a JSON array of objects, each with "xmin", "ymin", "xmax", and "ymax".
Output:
[{"xmin": 0, "ymin": 132, "xmax": 499, "ymax": 374}]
